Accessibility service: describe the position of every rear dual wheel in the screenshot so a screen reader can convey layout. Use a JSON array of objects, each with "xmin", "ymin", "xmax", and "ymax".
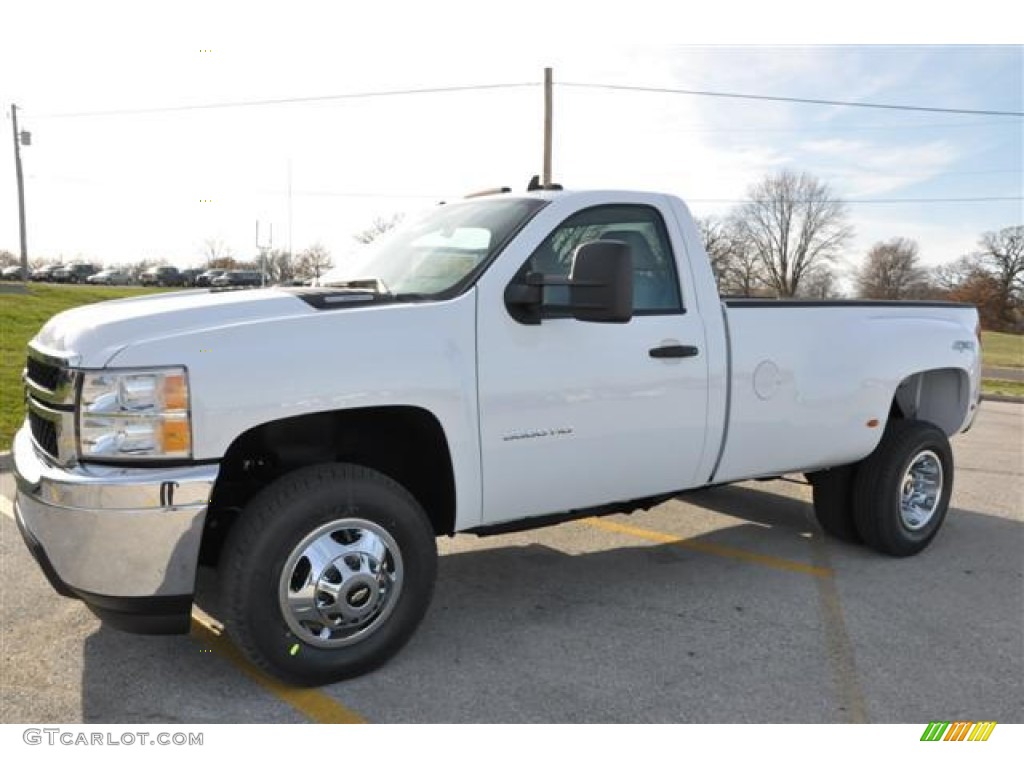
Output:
[
  {"xmin": 810, "ymin": 419, "xmax": 953, "ymax": 557},
  {"xmin": 808, "ymin": 464, "xmax": 861, "ymax": 543}
]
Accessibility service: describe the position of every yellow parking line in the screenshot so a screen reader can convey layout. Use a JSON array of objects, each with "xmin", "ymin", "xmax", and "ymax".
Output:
[
  {"xmin": 584, "ymin": 517, "xmax": 832, "ymax": 578},
  {"xmin": 190, "ymin": 612, "xmax": 366, "ymax": 724},
  {"xmin": 807, "ymin": 535, "xmax": 868, "ymax": 723}
]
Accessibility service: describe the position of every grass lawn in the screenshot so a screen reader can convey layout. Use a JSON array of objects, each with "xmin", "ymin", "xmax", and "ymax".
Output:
[
  {"xmin": 981, "ymin": 379, "xmax": 1024, "ymax": 398},
  {"xmin": 1, "ymin": 284, "xmax": 171, "ymax": 449},
  {"xmin": 981, "ymin": 330, "xmax": 1023, "ymax": 368}
]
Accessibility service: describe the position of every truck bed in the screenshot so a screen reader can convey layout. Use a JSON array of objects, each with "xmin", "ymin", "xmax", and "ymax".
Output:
[{"xmin": 710, "ymin": 299, "xmax": 980, "ymax": 484}]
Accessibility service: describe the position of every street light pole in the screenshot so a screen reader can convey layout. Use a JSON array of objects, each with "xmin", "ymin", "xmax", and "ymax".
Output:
[{"xmin": 10, "ymin": 104, "xmax": 29, "ymax": 281}]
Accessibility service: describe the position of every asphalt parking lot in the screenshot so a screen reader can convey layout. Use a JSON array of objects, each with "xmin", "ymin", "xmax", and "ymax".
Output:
[{"xmin": 1, "ymin": 401, "xmax": 1021, "ymax": 724}]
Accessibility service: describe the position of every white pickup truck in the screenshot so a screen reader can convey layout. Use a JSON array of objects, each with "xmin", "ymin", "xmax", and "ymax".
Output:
[{"xmin": 14, "ymin": 187, "xmax": 981, "ymax": 685}]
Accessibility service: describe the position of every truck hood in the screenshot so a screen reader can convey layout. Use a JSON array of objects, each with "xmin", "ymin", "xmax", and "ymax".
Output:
[{"xmin": 32, "ymin": 288, "xmax": 316, "ymax": 366}]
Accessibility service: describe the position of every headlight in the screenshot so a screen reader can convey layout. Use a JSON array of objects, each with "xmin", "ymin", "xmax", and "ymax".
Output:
[{"xmin": 78, "ymin": 368, "xmax": 191, "ymax": 460}]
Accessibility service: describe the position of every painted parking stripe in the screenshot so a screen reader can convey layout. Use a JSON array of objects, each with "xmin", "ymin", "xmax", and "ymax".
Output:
[
  {"xmin": 190, "ymin": 610, "xmax": 367, "ymax": 724},
  {"xmin": 807, "ymin": 533, "xmax": 868, "ymax": 723},
  {"xmin": 584, "ymin": 517, "xmax": 832, "ymax": 578},
  {"xmin": 0, "ymin": 494, "xmax": 13, "ymax": 521},
  {"xmin": 588, "ymin": 514, "xmax": 867, "ymax": 722}
]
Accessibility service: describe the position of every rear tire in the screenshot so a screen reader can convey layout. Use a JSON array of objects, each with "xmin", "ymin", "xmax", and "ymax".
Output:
[
  {"xmin": 852, "ymin": 419, "xmax": 953, "ymax": 557},
  {"xmin": 220, "ymin": 463, "xmax": 437, "ymax": 686},
  {"xmin": 808, "ymin": 465, "xmax": 862, "ymax": 543}
]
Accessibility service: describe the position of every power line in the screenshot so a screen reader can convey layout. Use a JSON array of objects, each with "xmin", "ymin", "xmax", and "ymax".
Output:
[
  {"xmin": 691, "ymin": 196, "xmax": 1023, "ymax": 205},
  {"xmin": 28, "ymin": 82, "xmax": 540, "ymax": 119},
  {"xmin": 558, "ymin": 81, "xmax": 1024, "ymax": 118},
  {"xmin": 636, "ymin": 119, "xmax": 1019, "ymax": 134},
  {"xmin": 24, "ymin": 79, "xmax": 1023, "ymax": 121},
  {"xmin": 24, "ymin": 176, "xmax": 1021, "ymax": 204}
]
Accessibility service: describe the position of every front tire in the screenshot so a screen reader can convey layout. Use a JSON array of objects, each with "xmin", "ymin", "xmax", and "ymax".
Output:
[
  {"xmin": 220, "ymin": 463, "xmax": 437, "ymax": 685},
  {"xmin": 852, "ymin": 419, "xmax": 953, "ymax": 557}
]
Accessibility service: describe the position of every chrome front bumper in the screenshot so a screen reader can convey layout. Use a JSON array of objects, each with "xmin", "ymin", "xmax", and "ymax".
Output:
[{"xmin": 12, "ymin": 424, "xmax": 218, "ymax": 632}]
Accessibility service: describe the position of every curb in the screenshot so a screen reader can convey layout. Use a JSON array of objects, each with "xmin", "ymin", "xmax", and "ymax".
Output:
[
  {"xmin": 981, "ymin": 393, "xmax": 1024, "ymax": 404},
  {"xmin": 982, "ymin": 367, "xmax": 1024, "ymax": 383}
]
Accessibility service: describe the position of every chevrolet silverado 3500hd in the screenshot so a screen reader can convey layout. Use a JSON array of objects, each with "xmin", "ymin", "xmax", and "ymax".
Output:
[{"xmin": 14, "ymin": 188, "xmax": 981, "ymax": 684}]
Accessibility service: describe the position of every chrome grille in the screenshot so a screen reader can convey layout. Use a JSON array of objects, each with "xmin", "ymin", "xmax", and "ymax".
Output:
[
  {"xmin": 24, "ymin": 347, "xmax": 77, "ymax": 463},
  {"xmin": 26, "ymin": 355, "xmax": 62, "ymax": 392},
  {"xmin": 28, "ymin": 408, "xmax": 59, "ymax": 457}
]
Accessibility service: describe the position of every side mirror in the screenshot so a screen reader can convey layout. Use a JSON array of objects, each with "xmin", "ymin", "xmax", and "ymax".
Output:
[{"xmin": 570, "ymin": 241, "xmax": 633, "ymax": 323}]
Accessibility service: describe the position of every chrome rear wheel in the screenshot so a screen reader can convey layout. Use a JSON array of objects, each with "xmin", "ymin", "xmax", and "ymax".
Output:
[{"xmin": 899, "ymin": 450, "xmax": 944, "ymax": 531}]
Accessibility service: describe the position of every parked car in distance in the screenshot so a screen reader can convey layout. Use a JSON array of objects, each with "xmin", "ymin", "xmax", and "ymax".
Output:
[
  {"xmin": 140, "ymin": 266, "xmax": 184, "ymax": 287},
  {"xmin": 29, "ymin": 264, "xmax": 62, "ymax": 282},
  {"xmin": 52, "ymin": 263, "xmax": 99, "ymax": 284},
  {"xmin": 279, "ymin": 276, "xmax": 314, "ymax": 286},
  {"xmin": 87, "ymin": 268, "xmax": 132, "ymax": 286},
  {"xmin": 196, "ymin": 268, "xmax": 226, "ymax": 287},
  {"xmin": 212, "ymin": 270, "xmax": 263, "ymax": 288},
  {"xmin": 180, "ymin": 268, "xmax": 204, "ymax": 287},
  {"xmin": 1, "ymin": 265, "xmax": 26, "ymax": 280}
]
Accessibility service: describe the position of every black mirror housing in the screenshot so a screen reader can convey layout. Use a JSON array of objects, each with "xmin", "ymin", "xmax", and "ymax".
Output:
[{"xmin": 570, "ymin": 241, "xmax": 633, "ymax": 323}]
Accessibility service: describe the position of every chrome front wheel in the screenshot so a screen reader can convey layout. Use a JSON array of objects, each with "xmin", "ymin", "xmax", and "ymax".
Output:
[
  {"xmin": 220, "ymin": 463, "xmax": 437, "ymax": 686},
  {"xmin": 278, "ymin": 520, "xmax": 404, "ymax": 648}
]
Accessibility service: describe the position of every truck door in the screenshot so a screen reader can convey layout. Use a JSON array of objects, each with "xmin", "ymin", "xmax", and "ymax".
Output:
[{"xmin": 476, "ymin": 202, "xmax": 711, "ymax": 525}]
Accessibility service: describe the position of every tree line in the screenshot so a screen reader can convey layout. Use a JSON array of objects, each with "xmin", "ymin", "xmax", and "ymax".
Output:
[
  {"xmin": 0, "ymin": 239, "xmax": 337, "ymax": 284},
  {"xmin": 0, "ymin": 216, "xmax": 410, "ymax": 284},
  {"xmin": 3, "ymin": 180, "xmax": 1020, "ymax": 330},
  {"xmin": 698, "ymin": 169, "xmax": 1022, "ymax": 331}
]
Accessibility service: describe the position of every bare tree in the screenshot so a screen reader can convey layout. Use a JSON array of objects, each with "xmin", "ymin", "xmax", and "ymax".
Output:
[
  {"xmin": 798, "ymin": 265, "xmax": 842, "ymax": 299},
  {"xmin": 732, "ymin": 170, "xmax": 853, "ymax": 297},
  {"xmin": 931, "ymin": 254, "xmax": 983, "ymax": 293},
  {"xmin": 263, "ymin": 249, "xmax": 295, "ymax": 283},
  {"xmin": 697, "ymin": 215, "xmax": 738, "ymax": 290},
  {"xmin": 0, "ymin": 249, "xmax": 18, "ymax": 267},
  {"xmin": 979, "ymin": 225, "xmax": 1024, "ymax": 292},
  {"xmin": 977, "ymin": 225, "xmax": 1023, "ymax": 327},
  {"xmin": 855, "ymin": 237, "xmax": 930, "ymax": 299},
  {"xmin": 201, "ymin": 237, "xmax": 234, "ymax": 265},
  {"xmin": 947, "ymin": 270, "xmax": 1005, "ymax": 330},
  {"xmin": 696, "ymin": 215, "xmax": 733, "ymax": 286},
  {"xmin": 697, "ymin": 215, "xmax": 766, "ymax": 296},
  {"xmin": 296, "ymin": 243, "xmax": 333, "ymax": 279},
  {"xmin": 353, "ymin": 214, "xmax": 404, "ymax": 245}
]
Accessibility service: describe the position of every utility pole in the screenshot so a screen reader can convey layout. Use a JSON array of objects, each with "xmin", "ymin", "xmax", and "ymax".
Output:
[
  {"xmin": 10, "ymin": 104, "xmax": 29, "ymax": 281},
  {"xmin": 542, "ymin": 67, "xmax": 553, "ymax": 188},
  {"xmin": 287, "ymin": 159, "xmax": 293, "ymax": 261}
]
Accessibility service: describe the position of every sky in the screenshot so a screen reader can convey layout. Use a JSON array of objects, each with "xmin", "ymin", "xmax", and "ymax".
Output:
[{"xmin": 1, "ymin": 3, "xmax": 1021, "ymax": 281}]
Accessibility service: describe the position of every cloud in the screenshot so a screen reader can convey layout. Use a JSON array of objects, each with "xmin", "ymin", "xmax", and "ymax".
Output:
[{"xmin": 796, "ymin": 138, "xmax": 959, "ymax": 196}]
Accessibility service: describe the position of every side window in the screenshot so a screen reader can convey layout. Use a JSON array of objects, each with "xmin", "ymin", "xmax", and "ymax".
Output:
[{"xmin": 525, "ymin": 205, "xmax": 683, "ymax": 314}]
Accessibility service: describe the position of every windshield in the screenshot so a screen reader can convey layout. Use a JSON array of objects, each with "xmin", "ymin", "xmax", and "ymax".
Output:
[{"xmin": 319, "ymin": 197, "xmax": 546, "ymax": 297}]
